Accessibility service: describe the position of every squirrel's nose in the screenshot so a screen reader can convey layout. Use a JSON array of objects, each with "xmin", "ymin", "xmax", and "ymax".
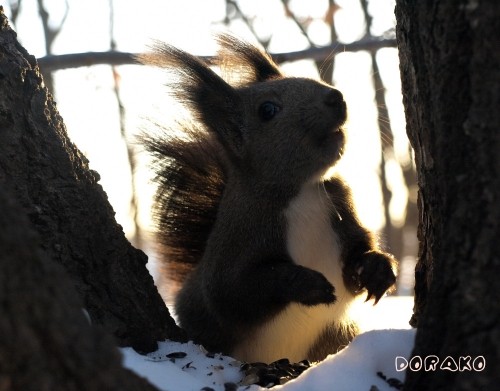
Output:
[{"xmin": 323, "ymin": 89, "xmax": 344, "ymax": 107}]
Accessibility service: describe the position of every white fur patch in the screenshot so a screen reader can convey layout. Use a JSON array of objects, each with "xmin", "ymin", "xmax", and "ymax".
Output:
[
  {"xmin": 232, "ymin": 182, "xmax": 355, "ymax": 363},
  {"xmin": 232, "ymin": 303, "xmax": 340, "ymax": 363}
]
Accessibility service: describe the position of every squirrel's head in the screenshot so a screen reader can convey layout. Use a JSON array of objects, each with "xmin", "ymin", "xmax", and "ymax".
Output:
[{"xmin": 144, "ymin": 35, "xmax": 347, "ymax": 188}]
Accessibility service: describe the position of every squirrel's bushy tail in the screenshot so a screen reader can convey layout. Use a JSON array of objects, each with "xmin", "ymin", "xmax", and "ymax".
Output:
[
  {"xmin": 140, "ymin": 35, "xmax": 282, "ymax": 283},
  {"xmin": 143, "ymin": 126, "xmax": 226, "ymax": 282}
]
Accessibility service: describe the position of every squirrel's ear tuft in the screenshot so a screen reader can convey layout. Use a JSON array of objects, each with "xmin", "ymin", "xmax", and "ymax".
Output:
[
  {"xmin": 140, "ymin": 41, "xmax": 245, "ymax": 161},
  {"xmin": 216, "ymin": 33, "xmax": 283, "ymax": 85}
]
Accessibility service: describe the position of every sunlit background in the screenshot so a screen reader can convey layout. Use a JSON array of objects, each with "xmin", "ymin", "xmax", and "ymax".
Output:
[{"xmin": 4, "ymin": 0, "xmax": 417, "ymax": 306}]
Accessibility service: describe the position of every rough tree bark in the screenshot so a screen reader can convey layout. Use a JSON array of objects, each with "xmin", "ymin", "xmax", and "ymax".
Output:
[
  {"xmin": 0, "ymin": 5, "xmax": 183, "ymax": 360},
  {"xmin": 0, "ymin": 184, "xmax": 160, "ymax": 390},
  {"xmin": 396, "ymin": 1, "xmax": 499, "ymax": 390}
]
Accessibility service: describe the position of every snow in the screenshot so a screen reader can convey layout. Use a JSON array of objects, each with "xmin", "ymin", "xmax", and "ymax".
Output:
[
  {"xmin": 120, "ymin": 296, "xmax": 416, "ymax": 391},
  {"xmin": 121, "ymin": 340, "xmax": 257, "ymax": 391},
  {"xmin": 271, "ymin": 329, "xmax": 415, "ymax": 391}
]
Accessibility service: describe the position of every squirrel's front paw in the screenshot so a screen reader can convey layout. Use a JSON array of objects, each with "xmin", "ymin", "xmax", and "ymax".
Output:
[
  {"xmin": 284, "ymin": 266, "xmax": 336, "ymax": 306},
  {"xmin": 352, "ymin": 251, "xmax": 396, "ymax": 304}
]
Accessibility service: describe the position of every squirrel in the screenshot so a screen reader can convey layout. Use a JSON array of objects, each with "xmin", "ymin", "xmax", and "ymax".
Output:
[{"xmin": 141, "ymin": 35, "xmax": 397, "ymax": 364}]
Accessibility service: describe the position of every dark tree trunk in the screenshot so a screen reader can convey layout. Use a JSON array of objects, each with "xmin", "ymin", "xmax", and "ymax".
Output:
[
  {"xmin": 0, "ymin": 184, "xmax": 159, "ymax": 391},
  {"xmin": 0, "ymin": 5, "xmax": 184, "ymax": 358},
  {"xmin": 396, "ymin": 1, "xmax": 500, "ymax": 390}
]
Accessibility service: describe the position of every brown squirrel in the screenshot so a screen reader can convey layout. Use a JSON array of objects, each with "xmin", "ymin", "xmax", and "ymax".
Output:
[{"xmin": 142, "ymin": 35, "xmax": 397, "ymax": 364}]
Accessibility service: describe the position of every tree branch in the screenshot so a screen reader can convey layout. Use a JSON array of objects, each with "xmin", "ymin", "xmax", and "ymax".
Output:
[
  {"xmin": 37, "ymin": 37, "xmax": 396, "ymax": 73},
  {"xmin": 280, "ymin": 0, "xmax": 316, "ymax": 47},
  {"xmin": 108, "ymin": 0, "xmax": 142, "ymax": 247}
]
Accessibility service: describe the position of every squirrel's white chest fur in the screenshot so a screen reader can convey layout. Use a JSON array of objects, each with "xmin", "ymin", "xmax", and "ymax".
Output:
[{"xmin": 232, "ymin": 182, "xmax": 354, "ymax": 363}]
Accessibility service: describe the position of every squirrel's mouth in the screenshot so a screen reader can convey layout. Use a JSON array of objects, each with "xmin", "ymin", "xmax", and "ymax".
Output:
[
  {"xmin": 318, "ymin": 124, "xmax": 345, "ymax": 144},
  {"xmin": 313, "ymin": 128, "xmax": 345, "ymax": 168},
  {"xmin": 327, "ymin": 101, "xmax": 347, "ymax": 136}
]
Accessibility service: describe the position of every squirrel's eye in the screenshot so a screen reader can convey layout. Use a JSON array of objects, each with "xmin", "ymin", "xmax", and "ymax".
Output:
[{"xmin": 259, "ymin": 101, "xmax": 280, "ymax": 121}]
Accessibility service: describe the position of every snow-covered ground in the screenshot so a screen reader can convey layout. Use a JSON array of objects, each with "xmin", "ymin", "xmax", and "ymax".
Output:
[{"xmin": 121, "ymin": 296, "xmax": 415, "ymax": 391}]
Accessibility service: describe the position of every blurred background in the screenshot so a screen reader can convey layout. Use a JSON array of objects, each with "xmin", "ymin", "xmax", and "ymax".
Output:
[{"xmin": 3, "ymin": 0, "xmax": 417, "ymax": 302}]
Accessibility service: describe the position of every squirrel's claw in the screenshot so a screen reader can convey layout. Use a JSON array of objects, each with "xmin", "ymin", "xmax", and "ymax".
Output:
[{"xmin": 352, "ymin": 250, "xmax": 396, "ymax": 305}]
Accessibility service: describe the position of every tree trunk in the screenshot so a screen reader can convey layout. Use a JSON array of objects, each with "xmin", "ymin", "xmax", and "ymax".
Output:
[
  {"xmin": 0, "ymin": 184, "xmax": 159, "ymax": 391},
  {"xmin": 396, "ymin": 1, "xmax": 500, "ymax": 390},
  {"xmin": 0, "ymin": 6, "xmax": 184, "ymax": 356}
]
